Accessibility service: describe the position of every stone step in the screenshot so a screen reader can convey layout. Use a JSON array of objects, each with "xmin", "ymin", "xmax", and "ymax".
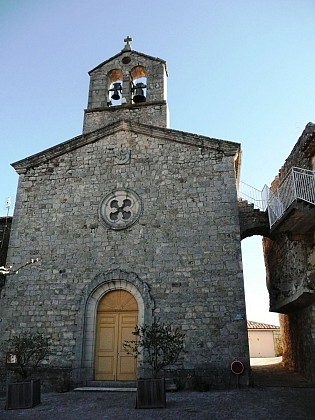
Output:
[
  {"xmin": 86, "ymin": 380, "xmax": 136, "ymax": 388},
  {"xmin": 75, "ymin": 379, "xmax": 177, "ymax": 392},
  {"xmin": 74, "ymin": 387, "xmax": 136, "ymax": 392}
]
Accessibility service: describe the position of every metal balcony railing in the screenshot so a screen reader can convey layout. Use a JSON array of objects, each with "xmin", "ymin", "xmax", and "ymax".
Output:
[
  {"xmin": 266, "ymin": 167, "xmax": 315, "ymax": 227},
  {"xmin": 238, "ymin": 167, "xmax": 315, "ymax": 228}
]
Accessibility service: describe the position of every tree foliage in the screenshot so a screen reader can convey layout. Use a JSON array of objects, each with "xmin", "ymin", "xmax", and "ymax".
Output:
[
  {"xmin": 123, "ymin": 321, "xmax": 185, "ymax": 378},
  {"xmin": 6, "ymin": 332, "xmax": 51, "ymax": 379}
]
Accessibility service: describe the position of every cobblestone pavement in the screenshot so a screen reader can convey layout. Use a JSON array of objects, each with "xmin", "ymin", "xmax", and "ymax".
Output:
[{"xmin": 1, "ymin": 362, "xmax": 314, "ymax": 420}]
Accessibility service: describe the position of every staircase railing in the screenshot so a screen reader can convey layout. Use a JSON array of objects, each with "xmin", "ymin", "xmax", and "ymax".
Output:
[{"xmin": 238, "ymin": 181, "xmax": 267, "ymax": 211}]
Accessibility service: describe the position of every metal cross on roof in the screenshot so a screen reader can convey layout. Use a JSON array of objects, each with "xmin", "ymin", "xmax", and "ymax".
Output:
[{"xmin": 123, "ymin": 35, "xmax": 133, "ymax": 51}]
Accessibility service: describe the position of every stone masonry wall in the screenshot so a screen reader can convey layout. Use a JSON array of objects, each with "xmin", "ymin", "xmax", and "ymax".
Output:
[
  {"xmin": 0, "ymin": 129, "xmax": 249, "ymax": 388},
  {"xmin": 280, "ymin": 306, "xmax": 315, "ymax": 379},
  {"xmin": 238, "ymin": 199, "xmax": 269, "ymax": 239},
  {"xmin": 271, "ymin": 122, "xmax": 315, "ymax": 190},
  {"xmin": 263, "ymin": 235, "xmax": 311, "ymax": 309},
  {"xmin": 83, "ymin": 101, "xmax": 168, "ymax": 134}
]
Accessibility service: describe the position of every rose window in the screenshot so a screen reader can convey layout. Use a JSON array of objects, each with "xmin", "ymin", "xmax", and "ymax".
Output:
[{"xmin": 99, "ymin": 190, "xmax": 142, "ymax": 230}]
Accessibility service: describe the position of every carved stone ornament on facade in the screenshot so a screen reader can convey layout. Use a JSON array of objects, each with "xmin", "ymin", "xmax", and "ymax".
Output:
[
  {"xmin": 99, "ymin": 189, "xmax": 142, "ymax": 230},
  {"xmin": 114, "ymin": 148, "xmax": 131, "ymax": 165}
]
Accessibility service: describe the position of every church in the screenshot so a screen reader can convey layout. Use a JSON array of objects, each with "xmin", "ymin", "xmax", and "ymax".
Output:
[{"xmin": 0, "ymin": 37, "xmax": 250, "ymax": 388}]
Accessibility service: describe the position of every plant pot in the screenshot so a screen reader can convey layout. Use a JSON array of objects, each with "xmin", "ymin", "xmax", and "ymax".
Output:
[
  {"xmin": 136, "ymin": 378, "xmax": 166, "ymax": 409},
  {"xmin": 6, "ymin": 379, "xmax": 41, "ymax": 410}
]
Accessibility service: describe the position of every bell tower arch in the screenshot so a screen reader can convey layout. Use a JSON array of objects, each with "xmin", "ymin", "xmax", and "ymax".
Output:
[{"xmin": 83, "ymin": 36, "xmax": 169, "ymax": 133}]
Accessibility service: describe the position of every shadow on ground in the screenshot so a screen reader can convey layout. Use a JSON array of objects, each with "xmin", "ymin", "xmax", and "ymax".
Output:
[{"xmin": 251, "ymin": 358, "xmax": 315, "ymax": 388}]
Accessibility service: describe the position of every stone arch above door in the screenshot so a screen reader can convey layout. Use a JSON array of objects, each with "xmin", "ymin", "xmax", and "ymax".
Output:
[{"xmin": 81, "ymin": 269, "xmax": 154, "ymax": 372}]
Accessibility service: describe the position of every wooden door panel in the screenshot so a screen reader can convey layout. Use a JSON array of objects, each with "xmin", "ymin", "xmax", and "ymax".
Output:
[
  {"xmin": 97, "ymin": 356, "xmax": 114, "ymax": 373},
  {"xmin": 99, "ymin": 326, "xmax": 115, "ymax": 351},
  {"xmin": 119, "ymin": 355, "xmax": 137, "ymax": 375},
  {"xmin": 117, "ymin": 313, "xmax": 137, "ymax": 380},
  {"xmin": 95, "ymin": 314, "xmax": 118, "ymax": 380}
]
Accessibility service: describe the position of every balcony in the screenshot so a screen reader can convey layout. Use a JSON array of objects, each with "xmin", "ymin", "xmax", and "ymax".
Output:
[
  {"xmin": 266, "ymin": 167, "xmax": 315, "ymax": 234},
  {"xmin": 239, "ymin": 167, "xmax": 315, "ymax": 233}
]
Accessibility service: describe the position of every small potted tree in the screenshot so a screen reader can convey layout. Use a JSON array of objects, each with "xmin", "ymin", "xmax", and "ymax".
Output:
[
  {"xmin": 124, "ymin": 320, "xmax": 185, "ymax": 409},
  {"xmin": 4, "ymin": 332, "xmax": 51, "ymax": 410}
]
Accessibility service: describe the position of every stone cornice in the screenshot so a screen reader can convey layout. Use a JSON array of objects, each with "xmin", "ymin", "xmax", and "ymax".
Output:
[{"xmin": 84, "ymin": 100, "xmax": 167, "ymax": 114}]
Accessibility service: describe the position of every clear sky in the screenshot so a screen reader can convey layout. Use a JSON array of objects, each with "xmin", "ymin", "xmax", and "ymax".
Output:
[{"xmin": 2, "ymin": 0, "xmax": 315, "ymax": 326}]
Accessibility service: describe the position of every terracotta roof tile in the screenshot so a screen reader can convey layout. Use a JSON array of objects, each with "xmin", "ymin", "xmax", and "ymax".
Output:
[{"xmin": 247, "ymin": 320, "xmax": 280, "ymax": 330}]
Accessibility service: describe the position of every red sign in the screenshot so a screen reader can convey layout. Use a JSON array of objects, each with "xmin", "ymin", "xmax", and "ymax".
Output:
[{"xmin": 230, "ymin": 360, "xmax": 244, "ymax": 375}]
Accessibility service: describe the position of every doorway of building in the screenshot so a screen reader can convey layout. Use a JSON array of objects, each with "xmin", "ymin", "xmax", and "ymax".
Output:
[{"xmin": 95, "ymin": 290, "xmax": 138, "ymax": 381}]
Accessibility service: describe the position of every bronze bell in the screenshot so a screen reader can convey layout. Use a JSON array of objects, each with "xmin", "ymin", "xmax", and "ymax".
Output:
[
  {"xmin": 110, "ymin": 82, "xmax": 122, "ymax": 101},
  {"xmin": 133, "ymin": 82, "xmax": 146, "ymax": 103}
]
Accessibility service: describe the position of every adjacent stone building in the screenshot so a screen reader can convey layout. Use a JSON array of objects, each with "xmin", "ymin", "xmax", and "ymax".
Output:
[
  {"xmin": 0, "ymin": 39, "xmax": 249, "ymax": 388},
  {"xmin": 263, "ymin": 123, "xmax": 315, "ymax": 381}
]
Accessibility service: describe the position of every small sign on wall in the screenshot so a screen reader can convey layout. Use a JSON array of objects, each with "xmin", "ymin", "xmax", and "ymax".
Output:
[{"xmin": 6, "ymin": 353, "xmax": 19, "ymax": 365}]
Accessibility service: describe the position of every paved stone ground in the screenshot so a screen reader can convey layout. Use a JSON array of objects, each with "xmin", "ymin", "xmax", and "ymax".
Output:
[
  {"xmin": 251, "ymin": 359, "xmax": 314, "ymax": 388},
  {"xmin": 1, "ymin": 361, "xmax": 314, "ymax": 420},
  {"xmin": 250, "ymin": 356, "xmax": 282, "ymax": 366},
  {"xmin": 1, "ymin": 387, "xmax": 315, "ymax": 420}
]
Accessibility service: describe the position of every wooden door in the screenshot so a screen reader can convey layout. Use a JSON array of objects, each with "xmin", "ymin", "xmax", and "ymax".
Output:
[{"xmin": 95, "ymin": 290, "xmax": 138, "ymax": 381}]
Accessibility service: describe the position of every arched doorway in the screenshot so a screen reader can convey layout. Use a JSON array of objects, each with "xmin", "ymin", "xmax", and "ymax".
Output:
[{"xmin": 95, "ymin": 290, "xmax": 138, "ymax": 381}]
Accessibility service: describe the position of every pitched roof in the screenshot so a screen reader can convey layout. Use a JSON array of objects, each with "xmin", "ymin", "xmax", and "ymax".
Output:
[
  {"xmin": 247, "ymin": 320, "xmax": 280, "ymax": 330},
  {"xmin": 11, "ymin": 120, "xmax": 241, "ymax": 174}
]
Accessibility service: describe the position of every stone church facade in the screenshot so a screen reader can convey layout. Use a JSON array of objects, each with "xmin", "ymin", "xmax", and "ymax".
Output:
[{"xmin": 0, "ymin": 39, "xmax": 249, "ymax": 389}]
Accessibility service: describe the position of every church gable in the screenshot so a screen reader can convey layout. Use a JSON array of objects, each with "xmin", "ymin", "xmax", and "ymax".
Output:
[
  {"xmin": 12, "ymin": 120, "xmax": 240, "ymax": 175},
  {"xmin": 11, "ymin": 123, "xmax": 240, "ymax": 238}
]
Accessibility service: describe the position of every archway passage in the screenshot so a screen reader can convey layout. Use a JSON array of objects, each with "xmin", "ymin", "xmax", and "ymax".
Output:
[{"xmin": 95, "ymin": 290, "xmax": 138, "ymax": 381}]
